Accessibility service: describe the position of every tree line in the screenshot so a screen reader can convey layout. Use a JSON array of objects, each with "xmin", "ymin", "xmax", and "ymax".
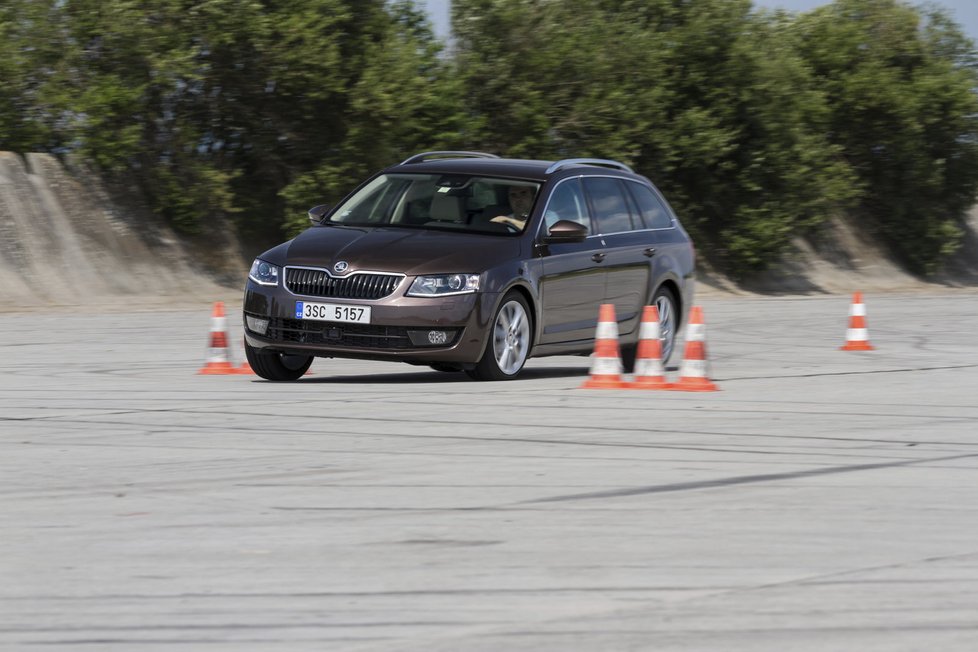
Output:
[{"xmin": 2, "ymin": 0, "xmax": 977, "ymax": 275}]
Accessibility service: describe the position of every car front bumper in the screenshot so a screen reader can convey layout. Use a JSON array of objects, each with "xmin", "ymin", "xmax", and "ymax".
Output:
[{"xmin": 242, "ymin": 282, "xmax": 498, "ymax": 364}]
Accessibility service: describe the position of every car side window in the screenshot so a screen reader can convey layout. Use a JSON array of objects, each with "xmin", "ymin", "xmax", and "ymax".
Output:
[
  {"xmin": 627, "ymin": 182, "xmax": 673, "ymax": 229},
  {"xmin": 544, "ymin": 178, "xmax": 590, "ymax": 233},
  {"xmin": 583, "ymin": 177, "xmax": 635, "ymax": 234}
]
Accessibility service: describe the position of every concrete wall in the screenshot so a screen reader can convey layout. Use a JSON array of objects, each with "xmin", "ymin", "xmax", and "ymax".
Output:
[{"xmin": 0, "ymin": 152, "xmax": 244, "ymax": 310}]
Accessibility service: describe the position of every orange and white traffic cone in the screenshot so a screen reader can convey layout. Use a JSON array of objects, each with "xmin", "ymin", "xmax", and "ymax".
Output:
[
  {"xmin": 840, "ymin": 292, "xmax": 875, "ymax": 351},
  {"xmin": 580, "ymin": 304, "xmax": 628, "ymax": 389},
  {"xmin": 629, "ymin": 305, "xmax": 669, "ymax": 390},
  {"xmin": 667, "ymin": 306, "xmax": 718, "ymax": 392},
  {"xmin": 198, "ymin": 301, "xmax": 239, "ymax": 375}
]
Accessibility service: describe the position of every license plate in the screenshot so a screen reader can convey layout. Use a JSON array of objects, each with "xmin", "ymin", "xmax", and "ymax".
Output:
[{"xmin": 295, "ymin": 301, "xmax": 371, "ymax": 324}]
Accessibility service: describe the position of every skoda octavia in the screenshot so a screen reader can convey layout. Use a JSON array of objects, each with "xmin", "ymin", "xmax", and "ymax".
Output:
[{"xmin": 243, "ymin": 152, "xmax": 695, "ymax": 381}]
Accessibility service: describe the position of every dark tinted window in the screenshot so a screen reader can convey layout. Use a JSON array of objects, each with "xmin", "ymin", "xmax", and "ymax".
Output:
[
  {"xmin": 544, "ymin": 178, "xmax": 590, "ymax": 233},
  {"xmin": 627, "ymin": 182, "xmax": 673, "ymax": 229},
  {"xmin": 583, "ymin": 177, "xmax": 634, "ymax": 234}
]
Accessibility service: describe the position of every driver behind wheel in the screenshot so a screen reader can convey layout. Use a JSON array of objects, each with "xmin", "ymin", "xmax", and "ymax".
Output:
[{"xmin": 489, "ymin": 185, "xmax": 536, "ymax": 230}]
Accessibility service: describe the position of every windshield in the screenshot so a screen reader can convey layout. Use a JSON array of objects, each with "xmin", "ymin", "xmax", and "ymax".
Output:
[{"xmin": 327, "ymin": 174, "xmax": 541, "ymax": 234}]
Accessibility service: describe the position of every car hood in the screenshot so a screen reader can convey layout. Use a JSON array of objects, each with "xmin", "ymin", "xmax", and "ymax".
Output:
[{"xmin": 284, "ymin": 226, "xmax": 521, "ymax": 276}]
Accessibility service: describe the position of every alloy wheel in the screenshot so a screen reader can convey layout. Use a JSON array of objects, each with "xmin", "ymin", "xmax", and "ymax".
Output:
[{"xmin": 493, "ymin": 299, "xmax": 530, "ymax": 375}]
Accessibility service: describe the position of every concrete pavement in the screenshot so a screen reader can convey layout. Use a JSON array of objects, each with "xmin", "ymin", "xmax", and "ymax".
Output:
[{"xmin": 1, "ymin": 291, "xmax": 977, "ymax": 650}]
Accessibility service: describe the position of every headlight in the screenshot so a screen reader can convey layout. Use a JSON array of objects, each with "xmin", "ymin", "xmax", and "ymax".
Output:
[
  {"xmin": 249, "ymin": 259, "xmax": 280, "ymax": 286},
  {"xmin": 406, "ymin": 274, "xmax": 481, "ymax": 297}
]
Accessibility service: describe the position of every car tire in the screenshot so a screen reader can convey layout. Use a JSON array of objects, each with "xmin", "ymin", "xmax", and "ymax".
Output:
[
  {"xmin": 621, "ymin": 285, "xmax": 679, "ymax": 372},
  {"xmin": 245, "ymin": 341, "xmax": 313, "ymax": 381},
  {"xmin": 466, "ymin": 292, "xmax": 532, "ymax": 381}
]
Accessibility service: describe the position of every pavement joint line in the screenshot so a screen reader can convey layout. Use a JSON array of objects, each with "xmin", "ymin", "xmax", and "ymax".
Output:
[
  {"xmin": 6, "ymin": 418, "xmax": 966, "ymax": 458},
  {"xmin": 521, "ymin": 452, "xmax": 978, "ymax": 504},
  {"xmin": 12, "ymin": 407, "xmax": 978, "ymax": 448},
  {"xmin": 0, "ymin": 586, "xmax": 723, "ymax": 601},
  {"xmin": 18, "ymin": 398, "xmax": 978, "ymax": 425},
  {"xmin": 0, "ymin": 433, "xmax": 854, "ymax": 460},
  {"xmin": 697, "ymin": 550, "xmax": 978, "ymax": 602},
  {"xmin": 718, "ymin": 362, "xmax": 978, "ymax": 381}
]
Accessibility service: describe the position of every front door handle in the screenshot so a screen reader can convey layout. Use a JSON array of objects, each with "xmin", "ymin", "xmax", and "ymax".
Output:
[
  {"xmin": 644, "ymin": 247, "xmax": 657, "ymax": 257},
  {"xmin": 591, "ymin": 252, "xmax": 606, "ymax": 263}
]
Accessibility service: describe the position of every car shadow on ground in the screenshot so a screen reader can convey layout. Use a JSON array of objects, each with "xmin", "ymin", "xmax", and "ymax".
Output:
[
  {"xmin": 250, "ymin": 365, "xmax": 592, "ymax": 384},
  {"xmin": 248, "ymin": 363, "xmax": 681, "ymax": 384}
]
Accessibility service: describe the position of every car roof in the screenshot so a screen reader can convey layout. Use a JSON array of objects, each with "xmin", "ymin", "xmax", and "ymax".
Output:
[
  {"xmin": 386, "ymin": 157, "xmax": 552, "ymax": 180},
  {"xmin": 384, "ymin": 153, "xmax": 638, "ymax": 182}
]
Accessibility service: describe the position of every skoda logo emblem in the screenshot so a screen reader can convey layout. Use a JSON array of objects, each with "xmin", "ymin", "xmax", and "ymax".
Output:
[{"xmin": 333, "ymin": 261, "xmax": 349, "ymax": 274}]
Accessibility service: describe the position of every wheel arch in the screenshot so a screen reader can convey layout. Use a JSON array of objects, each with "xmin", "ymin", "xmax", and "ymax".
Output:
[
  {"xmin": 466, "ymin": 284, "xmax": 535, "ymax": 381},
  {"xmin": 471, "ymin": 282, "xmax": 538, "ymax": 362},
  {"xmin": 498, "ymin": 282, "xmax": 538, "ymax": 353}
]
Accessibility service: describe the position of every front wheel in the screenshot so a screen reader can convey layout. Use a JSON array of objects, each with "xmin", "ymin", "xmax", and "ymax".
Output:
[
  {"xmin": 466, "ymin": 292, "xmax": 532, "ymax": 381},
  {"xmin": 245, "ymin": 341, "xmax": 313, "ymax": 381}
]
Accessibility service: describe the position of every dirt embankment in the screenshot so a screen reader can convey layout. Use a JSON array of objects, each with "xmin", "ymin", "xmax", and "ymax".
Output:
[
  {"xmin": 697, "ymin": 209, "xmax": 978, "ymax": 297},
  {"xmin": 0, "ymin": 152, "xmax": 245, "ymax": 312},
  {"xmin": 1, "ymin": 150, "xmax": 976, "ymax": 311}
]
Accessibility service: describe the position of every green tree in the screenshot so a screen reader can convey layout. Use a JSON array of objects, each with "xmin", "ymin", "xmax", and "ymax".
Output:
[
  {"xmin": 30, "ymin": 0, "xmax": 246, "ymax": 231},
  {"xmin": 452, "ymin": 0, "xmax": 856, "ymax": 273},
  {"xmin": 451, "ymin": 0, "xmax": 671, "ymax": 160},
  {"xmin": 7, "ymin": 0, "xmax": 974, "ymax": 276},
  {"xmin": 9, "ymin": 0, "xmax": 459, "ymax": 242},
  {"xmin": 702, "ymin": 9, "xmax": 857, "ymax": 269},
  {"xmin": 0, "ymin": 0, "xmax": 61, "ymax": 152},
  {"xmin": 796, "ymin": 0, "xmax": 978, "ymax": 273},
  {"xmin": 279, "ymin": 0, "xmax": 465, "ymax": 235}
]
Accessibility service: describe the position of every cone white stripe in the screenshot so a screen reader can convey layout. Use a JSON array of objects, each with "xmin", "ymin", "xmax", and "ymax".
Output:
[
  {"xmin": 595, "ymin": 321, "xmax": 619, "ymax": 340},
  {"xmin": 638, "ymin": 320, "xmax": 661, "ymax": 340},
  {"xmin": 851, "ymin": 304, "xmax": 866, "ymax": 317},
  {"xmin": 590, "ymin": 356, "xmax": 623, "ymax": 376},
  {"xmin": 679, "ymin": 358, "xmax": 708, "ymax": 378},
  {"xmin": 846, "ymin": 328, "xmax": 868, "ymax": 341},
  {"xmin": 634, "ymin": 357, "xmax": 665, "ymax": 377},
  {"xmin": 206, "ymin": 311, "xmax": 232, "ymax": 364},
  {"xmin": 686, "ymin": 323, "xmax": 705, "ymax": 341}
]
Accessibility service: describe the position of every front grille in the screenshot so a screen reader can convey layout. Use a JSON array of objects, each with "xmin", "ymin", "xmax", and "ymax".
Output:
[
  {"xmin": 285, "ymin": 267, "xmax": 402, "ymax": 300},
  {"xmin": 265, "ymin": 317, "xmax": 414, "ymax": 349}
]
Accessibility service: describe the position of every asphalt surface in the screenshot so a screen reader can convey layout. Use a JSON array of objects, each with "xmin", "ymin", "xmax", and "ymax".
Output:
[{"xmin": 2, "ymin": 291, "xmax": 978, "ymax": 651}]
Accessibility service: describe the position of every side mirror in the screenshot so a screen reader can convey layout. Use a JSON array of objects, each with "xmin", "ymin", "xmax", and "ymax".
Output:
[
  {"xmin": 542, "ymin": 220, "xmax": 589, "ymax": 244},
  {"xmin": 308, "ymin": 204, "xmax": 331, "ymax": 225}
]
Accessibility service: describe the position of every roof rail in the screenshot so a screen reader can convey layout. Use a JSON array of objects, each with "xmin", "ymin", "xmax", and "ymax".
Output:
[
  {"xmin": 545, "ymin": 158, "xmax": 634, "ymax": 174},
  {"xmin": 399, "ymin": 151, "xmax": 500, "ymax": 165}
]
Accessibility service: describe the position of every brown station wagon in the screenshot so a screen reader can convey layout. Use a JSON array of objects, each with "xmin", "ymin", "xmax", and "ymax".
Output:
[{"xmin": 243, "ymin": 152, "xmax": 695, "ymax": 381}]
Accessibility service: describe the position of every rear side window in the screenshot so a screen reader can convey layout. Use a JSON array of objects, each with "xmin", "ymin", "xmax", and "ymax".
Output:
[
  {"xmin": 627, "ymin": 182, "xmax": 673, "ymax": 229},
  {"xmin": 583, "ymin": 177, "xmax": 635, "ymax": 234},
  {"xmin": 544, "ymin": 178, "xmax": 590, "ymax": 233}
]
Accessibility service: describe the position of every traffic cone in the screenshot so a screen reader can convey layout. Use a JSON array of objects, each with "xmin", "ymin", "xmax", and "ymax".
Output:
[
  {"xmin": 628, "ymin": 305, "xmax": 669, "ymax": 390},
  {"xmin": 667, "ymin": 306, "xmax": 719, "ymax": 392},
  {"xmin": 840, "ymin": 292, "xmax": 875, "ymax": 351},
  {"xmin": 198, "ymin": 302, "xmax": 239, "ymax": 375},
  {"xmin": 580, "ymin": 304, "xmax": 628, "ymax": 389}
]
